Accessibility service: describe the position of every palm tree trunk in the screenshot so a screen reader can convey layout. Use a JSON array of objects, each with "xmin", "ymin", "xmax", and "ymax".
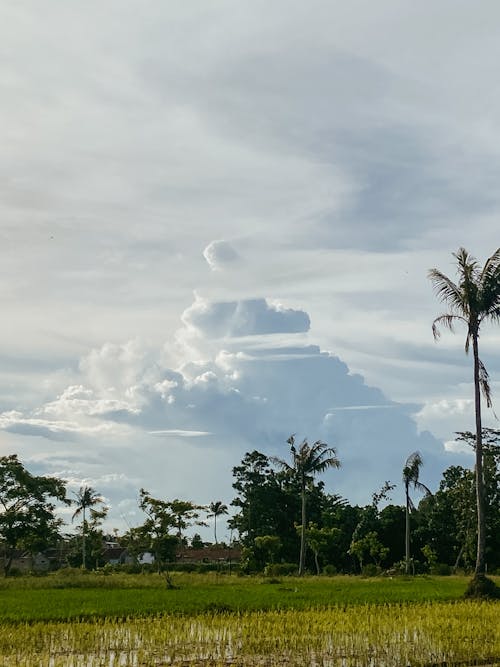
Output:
[
  {"xmin": 82, "ymin": 507, "xmax": 86, "ymax": 570},
  {"xmin": 472, "ymin": 334, "xmax": 486, "ymax": 576},
  {"xmin": 405, "ymin": 484, "xmax": 410, "ymax": 575},
  {"xmin": 299, "ymin": 481, "xmax": 306, "ymax": 576},
  {"xmin": 214, "ymin": 515, "xmax": 218, "ymax": 546}
]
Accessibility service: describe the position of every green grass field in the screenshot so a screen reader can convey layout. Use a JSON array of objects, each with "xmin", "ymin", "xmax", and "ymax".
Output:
[
  {"xmin": 0, "ymin": 572, "xmax": 473, "ymax": 621},
  {"xmin": 0, "ymin": 573, "xmax": 498, "ymax": 666}
]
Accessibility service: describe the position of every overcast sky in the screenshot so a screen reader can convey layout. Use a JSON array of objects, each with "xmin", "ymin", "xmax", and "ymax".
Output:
[{"xmin": 1, "ymin": 1, "xmax": 499, "ymax": 539}]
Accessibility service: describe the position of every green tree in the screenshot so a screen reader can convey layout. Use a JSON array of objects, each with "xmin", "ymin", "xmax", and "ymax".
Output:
[
  {"xmin": 230, "ymin": 451, "xmax": 292, "ymax": 547},
  {"xmin": 429, "ymin": 247, "xmax": 500, "ymax": 589},
  {"xmin": 254, "ymin": 534, "xmax": 282, "ymax": 569},
  {"xmin": 0, "ymin": 455, "xmax": 68, "ymax": 576},
  {"xmin": 272, "ymin": 435, "xmax": 340, "ymax": 575},
  {"xmin": 208, "ymin": 501, "xmax": 228, "ymax": 545},
  {"xmin": 67, "ymin": 505, "xmax": 109, "ymax": 569},
  {"xmin": 417, "ymin": 465, "xmax": 475, "ymax": 571},
  {"xmin": 138, "ymin": 489, "xmax": 178, "ymax": 572},
  {"xmin": 403, "ymin": 452, "xmax": 431, "ymax": 575},
  {"xmin": 168, "ymin": 499, "xmax": 206, "ymax": 547},
  {"xmin": 456, "ymin": 429, "xmax": 500, "ymax": 572},
  {"xmin": 299, "ymin": 523, "xmax": 341, "ymax": 574},
  {"xmin": 349, "ymin": 531, "xmax": 389, "ymax": 571},
  {"xmin": 71, "ymin": 486, "xmax": 104, "ymax": 570}
]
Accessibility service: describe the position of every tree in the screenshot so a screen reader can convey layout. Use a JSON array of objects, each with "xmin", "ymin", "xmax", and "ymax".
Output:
[
  {"xmin": 429, "ymin": 247, "xmax": 500, "ymax": 589},
  {"xmin": 272, "ymin": 435, "xmax": 340, "ymax": 575},
  {"xmin": 138, "ymin": 489, "xmax": 178, "ymax": 572},
  {"xmin": 230, "ymin": 451, "xmax": 293, "ymax": 548},
  {"xmin": 71, "ymin": 486, "xmax": 104, "ymax": 570},
  {"xmin": 0, "ymin": 455, "xmax": 68, "ymax": 575},
  {"xmin": 208, "ymin": 501, "xmax": 228, "ymax": 545},
  {"xmin": 403, "ymin": 452, "xmax": 431, "ymax": 575},
  {"xmin": 456, "ymin": 429, "xmax": 500, "ymax": 572},
  {"xmin": 168, "ymin": 499, "xmax": 206, "ymax": 546},
  {"xmin": 67, "ymin": 504, "xmax": 109, "ymax": 569}
]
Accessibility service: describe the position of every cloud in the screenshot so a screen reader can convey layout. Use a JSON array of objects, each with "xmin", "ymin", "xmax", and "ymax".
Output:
[
  {"xmin": 148, "ymin": 429, "xmax": 212, "ymax": 437},
  {"xmin": 203, "ymin": 240, "xmax": 240, "ymax": 271},
  {"xmin": 182, "ymin": 295, "xmax": 310, "ymax": 338}
]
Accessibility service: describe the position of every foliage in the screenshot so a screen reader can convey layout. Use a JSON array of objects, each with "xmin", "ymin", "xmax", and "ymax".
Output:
[
  {"xmin": 71, "ymin": 486, "xmax": 105, "ymax": 570},
  {"xmin": 0, "ymin": 455, "xmax": 69, "ymax": 576},
  {"xmin": 272, "ymin": 435, "xmax": 340, "ymax": 575},
  {"xmin": 429, "ymin": 247, "xmax": 500, "ymax": 582},
  {"xmin": 403, "ymin": 451, "xmax": 431, "ymax": 574},
  {"xmin": 207, "ymin": 501, "xmax": 228, "ymax": 545}
]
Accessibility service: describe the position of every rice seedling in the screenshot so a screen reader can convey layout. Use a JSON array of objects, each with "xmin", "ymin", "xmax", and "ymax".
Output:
[{"xmin": 0, "ymin": 601, "xmax": 498, "ymax": 666}]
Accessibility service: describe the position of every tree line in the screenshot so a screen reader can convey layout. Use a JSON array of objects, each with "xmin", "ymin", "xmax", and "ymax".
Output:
[
  {"xmin": 0, "ymin": 247, "xmax": 498, "ymax": 597},
  {"xmin": 0, "ymin": 429, "xmax": 498, "ymax": 578}
]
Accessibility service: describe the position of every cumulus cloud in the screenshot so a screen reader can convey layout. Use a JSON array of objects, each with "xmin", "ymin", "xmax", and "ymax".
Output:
[
  {"xmin": 182, "ymin": 295, "xmax": 310, "ymax": 338},
  {"xmin": 0, "ymin": 292, "xmax": 475, "ymax": 525},
  {"xmin": 203, "ymin": 240, "xmax": 240, "ymax": 271}
]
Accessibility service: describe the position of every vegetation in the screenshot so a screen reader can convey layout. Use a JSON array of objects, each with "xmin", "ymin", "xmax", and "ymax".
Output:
[
  {"xmin": 429, "ymin": 246, "xmax": 500, "ymax": 595},
  {"xmin": 402, "ymin": 452, "xmax": 431, "ymax": 575},
  {"xmin": 208, "ymin": 501, "xmax": 228, "ymax": 545},
  {"xmin": 0, "ymin": 573, "xmax": 498, "ymax": 665},
  {"xmin": 71, "ymin": 485, "xmax": 105, "ymax": 570},
  {"xmin": 0, "ymin": 455, "xmax": 68, "ymax": 576},
  {"xmin": 271, "ymin": 436, "xmax": 340, "ymax": 575}
]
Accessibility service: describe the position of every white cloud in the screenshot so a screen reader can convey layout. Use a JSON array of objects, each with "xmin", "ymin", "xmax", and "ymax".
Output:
[
  {"xmin": 203, "ymin": 240, "xmax": 240, "ymax": 271},
  {"xmin": 182, "ymin": 295, "xmax": 310, "ymax": 338}
]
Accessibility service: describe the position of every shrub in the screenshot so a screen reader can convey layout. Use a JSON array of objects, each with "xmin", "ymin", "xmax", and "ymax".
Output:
[
  {"xmin": 430, "ymin": 563, "xmax": 452, "ymax": 576},
  {"xmin": 322, "ymin": 564, "xmax": 337, "ymax": 576},
  {"xmin": 264, "ymin": 563, "xmax": 297, "ymax": 577}
]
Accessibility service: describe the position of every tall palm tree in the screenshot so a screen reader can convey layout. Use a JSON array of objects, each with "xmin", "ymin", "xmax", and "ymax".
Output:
[
  {"xmin": 208, "ymin": 501, "xmax": 228, "ymax": 545},
  {"xmin": 429, "ymin": 247, "xmax": 500, "ymax": 581},
  {"xmin": 71, "ymin": 485, "xmax": 104, "ymax": 569},
  {"xmin": 403, "ymin": 452, "xmax": 431, "ymax": 575},
  {"xmin": 272, "ymin": 435, "xmax": 340, "ymax": 575}
]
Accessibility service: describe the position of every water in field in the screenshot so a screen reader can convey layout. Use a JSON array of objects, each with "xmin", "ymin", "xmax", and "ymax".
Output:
[{"xmin": 1, "ymin": 602, "xmax": 499, "ymax": 666}]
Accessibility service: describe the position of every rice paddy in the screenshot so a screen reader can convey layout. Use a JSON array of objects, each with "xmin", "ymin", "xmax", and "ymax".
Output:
[{"xmin": 1, "ymin": 575, "xmax": 498, "ymax": 666}]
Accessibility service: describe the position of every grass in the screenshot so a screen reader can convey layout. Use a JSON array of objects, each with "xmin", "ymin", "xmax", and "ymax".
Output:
[{"xmin": 0, "ymin": 572, "xmax": 477, "ymax": 622}]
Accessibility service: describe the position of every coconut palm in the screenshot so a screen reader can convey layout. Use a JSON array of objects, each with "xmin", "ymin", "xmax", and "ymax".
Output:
[
  {"xmin": 208, "ymin": 501, "xmax": 228, "ymax": 545},
  {"xmin": 403, "ymin": 452, "xmax": 431, "ymax": 575},
  {"xmin": 429, "ymin": 247, "xmax": 500, "ymax": 582},
  {"xmin": 272, "ymin": 435, "xmax": 340, "ymax": 575},
  {"xmin": 71, "ymin": 485, "xmax": 104, "ymax": 569}
]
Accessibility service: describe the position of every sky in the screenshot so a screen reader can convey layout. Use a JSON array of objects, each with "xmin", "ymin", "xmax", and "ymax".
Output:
[{"xmin": 1, "ymin": 1, "xmax": 499, "ymax": 540}]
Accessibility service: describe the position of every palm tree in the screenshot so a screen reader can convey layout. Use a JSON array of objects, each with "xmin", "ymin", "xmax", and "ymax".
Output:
[
  {"xmin": 208, "ymin": 501, "xmax": 228, "ymax": 545},
  {"xmin": 429, "ymin": 247, "xmax": 500, "ymax": 583},
  {"xmin": 403, "ymin": 452, "xmax": 431, "ymax": 575},
  {"xmin": 71, "ymin": 485, "xmax": 104, "ymax": 569},
  {"xmin": 272, "ymin": 435, "xmax": 340, "ymax": 575}
]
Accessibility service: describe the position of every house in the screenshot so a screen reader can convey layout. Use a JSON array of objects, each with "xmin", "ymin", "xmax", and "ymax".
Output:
[{"xmin": 177, "ymin": 545, "xmax": 241, "ymax": 564}]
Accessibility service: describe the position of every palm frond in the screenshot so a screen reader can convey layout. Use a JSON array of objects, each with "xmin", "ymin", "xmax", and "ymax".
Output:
[
  {"xmin": 414, "ymin": 480, "xmax": 432, "ymax": 496},
  {"xmin": 478, "ymin": 358, "xmax": 493, "ymax": 408},
  {"xmin": 428, "ymin": 269, "xmax": 464, "ymax": 311},
  {"xmin": 480, "ymin": 247, "xmax": 500, "ymax": 284},
  {"xmin": 431, "ymin": 314, "xmax": 464, "ymax": 340}
]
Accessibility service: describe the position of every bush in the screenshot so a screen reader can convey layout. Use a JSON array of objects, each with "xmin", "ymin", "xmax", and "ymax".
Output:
[
  {"xmin": 264, "ymin": 563, "xmax": 297, "ymax": 577},
  {"xmin": 322, "ymin": 564, "xmax": 337, "ymax": 576},
  {"xmin": 464, "ymin": 574, "xmax": 500, "ymax": 599},
  {"xmin": 430, "ymin": 563, "xmax": 452, "ymax": 576},
  {"xmin": 361, "ymin": 564, "xmax": 381, "ymax": 577}
]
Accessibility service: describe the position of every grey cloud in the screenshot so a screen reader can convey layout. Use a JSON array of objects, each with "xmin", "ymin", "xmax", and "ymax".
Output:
[{"xmin": 182, "ymin": 297, "xmax": 310, "ymax": 337}]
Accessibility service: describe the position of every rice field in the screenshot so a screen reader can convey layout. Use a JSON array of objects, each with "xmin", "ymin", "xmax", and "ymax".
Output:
[{"xmin": 0, "ymin": 576, "xmax": 498, "ymax": 666}]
